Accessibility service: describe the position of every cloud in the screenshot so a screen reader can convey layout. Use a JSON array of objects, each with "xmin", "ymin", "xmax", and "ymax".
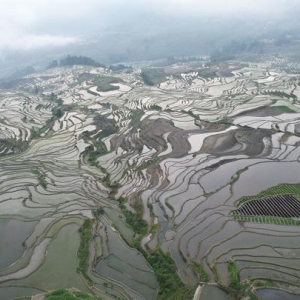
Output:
[
  {"xmin": 0, "ymin": 33, "xmax": 80, "ymax": 51},
  {"xmin": 97, "ymin": 0, "xmax": 294, "ymax": 17},
  {"xmin": 0, "ymin": 0, "xmax": 298, "ymax": 52},
  {"xmin": 0, "ymin": 0, "xmax": 94, "ymax": 51}
]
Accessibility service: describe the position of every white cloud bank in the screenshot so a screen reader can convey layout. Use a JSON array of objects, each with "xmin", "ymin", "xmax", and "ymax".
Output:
[
  {"xmin": 0, "ymin": 33, "xmax": 80, "ymax": 51},
  {"xmin": 0, "ymin": 0, "xmax": 298, "ymax": 51},
  {"xmin": 0, "ymin": 0, "xmax": 93, "ymax": 51}
]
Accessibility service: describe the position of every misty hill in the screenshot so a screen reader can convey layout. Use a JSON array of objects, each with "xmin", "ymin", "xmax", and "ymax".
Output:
[{"xmin": 47, "ymin": 55, "xmax": 105, "ymax": 69}]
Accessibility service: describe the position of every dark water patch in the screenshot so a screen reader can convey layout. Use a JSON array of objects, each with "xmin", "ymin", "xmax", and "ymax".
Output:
[
  {"xmin": 257, "ymin": 288, "xmax": 300, "ymax": 300},
  {"xmin": 0, "ymin": 286, "xmax": 43, "ymax": 300},
  {"xmin": 0, "ymin": 219, "xmax": 37, "ymax": 270}
]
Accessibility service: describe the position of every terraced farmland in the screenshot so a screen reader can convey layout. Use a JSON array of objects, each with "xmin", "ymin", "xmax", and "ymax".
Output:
[
  {"xmin": 1, "ymin": 56, "xmax": 300, "ymax": 299},
  {"xmin": 236, "ymin": 195, "xmax": 300, "ymax": 218}
]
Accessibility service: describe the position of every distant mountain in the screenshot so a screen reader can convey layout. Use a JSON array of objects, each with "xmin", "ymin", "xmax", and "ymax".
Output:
[{"xmin": 47, "ymin": 55, "xmax": 105, "ymax": 69}]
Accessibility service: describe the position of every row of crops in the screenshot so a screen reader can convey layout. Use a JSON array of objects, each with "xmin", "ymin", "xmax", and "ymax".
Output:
[
  {"xmin": 236, "ymin": 183, "xmax": 300, "ymax": 206},
  {"xmin": 236, "ymin": 195, "xmax": 300, "ymax": 218},
  {"xmin": 232, "ymin": 184, "xmax": 300, "ymax": 227}
]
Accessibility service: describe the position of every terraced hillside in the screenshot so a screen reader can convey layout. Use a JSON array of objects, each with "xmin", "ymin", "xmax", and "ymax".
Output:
[{"xmin": 1, "ymin": 56, "xmax": 300, "ymax": 299}]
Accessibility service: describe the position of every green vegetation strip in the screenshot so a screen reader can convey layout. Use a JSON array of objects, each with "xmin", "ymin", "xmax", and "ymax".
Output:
[
  {"xmin": 225, "ymin": 260, "xmax": 276, "ymax": 299},
  {"xmin": 227, "ymin": 260, "xmax": 257, "ymax": 300},
  {"xmin": 31, "ymin": 168, "xmax": 47, "ymax": 188},
  {"xmin": 236, "ymin": 183, "xmax": 300, "ymax": 206},
  {"xmin": 275, "ymin": 105, "xmax": 297, "ymax": 113},
  {"xmin": 117, "ymin": 197, "xmax": 195, "ymax": 299},
  {"xmin": 82, "ymin": 115, "xmax": 118, "ymax": 165},
  {"xmin": 228, "ymin": 260, "xmax": 241, "ymax": 290},
  {"xmin": 192, "ymin": 262, "xmax": 209, "ymax": 282},
  {"xmin": 118, "ymin": 197, "xmax": 147, "ymax": 237},
  {"xmin": 144, "ymin": 249, "xmax": 194, "ymax": 300},
  {"xmin": 77, "ymin": 220, "xmax": 93, "ymax": 285},
  {"xmin": 31, "ymin": 94, "xmax": 78, "ymax": 139},
  {"xmin": 232, "ymin": 213, "xmax": 300, "ymax": 226},
  {"xmin": 45, "ymin": 289, "xmax": 102, "ymax": 300},
  {"xmin": 0, "ymin": 137, "xmax": 30, "ymax": 154},
  {"xmin": 129, "ymin": 109, "xmax": 144, "ymax": 127}
]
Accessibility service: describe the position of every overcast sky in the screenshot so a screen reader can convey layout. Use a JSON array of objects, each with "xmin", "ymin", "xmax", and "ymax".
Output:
[{"xmin": 0, "ymin": 0, "xmax": 298, "ymax": 52}]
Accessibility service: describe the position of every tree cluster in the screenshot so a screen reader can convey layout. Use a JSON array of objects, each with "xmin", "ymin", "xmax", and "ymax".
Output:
[{"xmin": 47, "ymin": 55, "xmax": 105, "ymax": 69}]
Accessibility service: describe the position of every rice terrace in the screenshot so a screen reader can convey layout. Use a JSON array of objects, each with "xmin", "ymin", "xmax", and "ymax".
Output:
[
  {"xmin": 235, "ymin": 195, "xmax": 300, "ymax": 218},
  {"xmin": 2, "ymin": 52, "xmax": 300, "ymax": 300}
]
